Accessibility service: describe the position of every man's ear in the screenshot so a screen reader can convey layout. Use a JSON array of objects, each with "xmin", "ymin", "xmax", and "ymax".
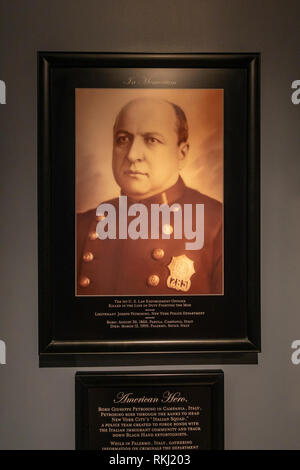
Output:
[{"xmin": 178, "ymin": 142, "xmax": 189, "ymax": 169}]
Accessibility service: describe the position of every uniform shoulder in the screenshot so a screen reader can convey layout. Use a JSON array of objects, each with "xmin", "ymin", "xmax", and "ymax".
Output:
[
  {"xmin": 182, "ymin": 186, "xmax": 222, "ymax": 210},
  {"xmin": 77, "ymin": 207, "xmax": 96, "ymax": 221},
  {"xmin": 182, "ymin": 186, "xmax": 222, "ymax": 235},
  {"xmin": 77, "ymin": 197, "xmax": 119, "ymax": 220},
  {"xmin": 97, "ymin": 196, "xmax": 119, "ymax": 209},
  {"xmin": 77, "ymin": 209, "xmax": 97, "ymax": 240}
]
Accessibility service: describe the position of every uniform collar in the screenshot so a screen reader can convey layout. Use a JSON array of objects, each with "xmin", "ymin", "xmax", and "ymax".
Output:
[{"xmin": 123, "ymin": 176, "xmax": 186, "ymax": 206}]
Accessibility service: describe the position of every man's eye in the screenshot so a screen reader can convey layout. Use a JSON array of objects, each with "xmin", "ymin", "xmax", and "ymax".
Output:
[
  {"xmin": 116, "ymin": 135, "xmax": 130, "ymax": 145},
  {"xmin": 145, "ymin": 136, "xmax": 159, "ymax": 144}
]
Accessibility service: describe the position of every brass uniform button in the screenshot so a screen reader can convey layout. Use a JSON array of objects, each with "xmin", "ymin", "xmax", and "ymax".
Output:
[
  {"xmin": 88, "ymin": 230, "xmax": 98, "ymax": 241},
  {"xmin": 147, "ymin": 274, "xmax": 160, "ymax": 287},
  {"xmin": 79, "ymin": 276, "xmax": 90, "ymax": 288},
  {"xmin": 83, "ymin": 251, "xmax": 94, "ymax": 262},
  {"xmin": 162, "ymin": 224, "xmax": 173, "ymax": 235},
  {"xmin": 152, "ymin": 248, "xmax": 165, "ymax": 260}
]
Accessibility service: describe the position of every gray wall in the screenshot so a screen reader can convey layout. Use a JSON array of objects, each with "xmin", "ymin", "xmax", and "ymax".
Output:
[{"xmin": 0, "ymin": 0, "xmax": 300, "ymax": 450}]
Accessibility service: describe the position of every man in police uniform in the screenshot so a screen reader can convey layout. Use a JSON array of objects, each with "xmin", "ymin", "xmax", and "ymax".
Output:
[{"xmin": 77, "ymin": 97, "xmax": 222, "ymax": 295}]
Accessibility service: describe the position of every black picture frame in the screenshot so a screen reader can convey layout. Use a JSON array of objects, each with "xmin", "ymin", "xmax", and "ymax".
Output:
[
  {"xmin": 75, "ymin": 370, "xmax": 224, "ymax": 451},
  {"xmin": 38, "ymin": 52, "xmax": 260, "ymax": 367}
]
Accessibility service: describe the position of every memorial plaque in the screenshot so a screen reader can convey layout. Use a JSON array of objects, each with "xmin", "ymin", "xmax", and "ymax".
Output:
[
  {"xmin": 38, "ymin": 53, "xmax": 260, "ymax": 366},
  {"xmin": 75, "ymin": 371, "xmax": 224, "ymax": 450}
]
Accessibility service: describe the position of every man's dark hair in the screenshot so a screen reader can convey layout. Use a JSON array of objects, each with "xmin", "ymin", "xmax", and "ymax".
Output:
[{"xmin": 168, "ymin": 101, "xmax": 189, "ymax": 145}]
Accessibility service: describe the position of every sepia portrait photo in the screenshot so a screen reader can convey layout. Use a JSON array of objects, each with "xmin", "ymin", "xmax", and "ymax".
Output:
[{"xmin": 76, "ymin": 88, "xmax": 223, "ymax": 296}]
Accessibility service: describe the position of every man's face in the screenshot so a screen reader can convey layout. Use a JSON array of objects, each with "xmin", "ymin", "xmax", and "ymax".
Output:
[{"xmin": 112, "ymin": 98, "xmax": 188, "ymax": 200}]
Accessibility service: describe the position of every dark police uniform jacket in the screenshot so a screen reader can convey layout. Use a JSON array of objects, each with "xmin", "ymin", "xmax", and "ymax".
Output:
[{"xmin": 77, "ymin": 177, "xmax": 222, "ymax": 296}]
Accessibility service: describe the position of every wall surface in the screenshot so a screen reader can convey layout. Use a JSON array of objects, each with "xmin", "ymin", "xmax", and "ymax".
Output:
[{"xmin": 0, "ymin": 0, "xmax": 300, "ymax": 450}]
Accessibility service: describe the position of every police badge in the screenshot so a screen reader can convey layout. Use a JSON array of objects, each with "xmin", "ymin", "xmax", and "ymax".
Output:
[{"xmin": 167, "ymin": 255, "xmax": 196, "ymax": 292}]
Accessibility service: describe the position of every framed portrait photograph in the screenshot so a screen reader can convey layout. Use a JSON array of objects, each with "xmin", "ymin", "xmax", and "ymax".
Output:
[
  {"xmin": 38, "ymin": 52, "xmax": 260, "ymax": 366},
  {"xmin": 75, "ymin": 370, "xmax": 224, "ymax": 451}
]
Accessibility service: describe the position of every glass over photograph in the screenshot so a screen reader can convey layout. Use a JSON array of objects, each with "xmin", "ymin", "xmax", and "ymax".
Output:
[{"xmin": 76, "ymin": 89, "xmax": 223, "ymax": 296}]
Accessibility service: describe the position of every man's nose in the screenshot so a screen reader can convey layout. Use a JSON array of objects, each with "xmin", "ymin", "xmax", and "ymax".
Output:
[{"xmin": 126, "ymin": 137, "xmax": 145, "ymax": 163}]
